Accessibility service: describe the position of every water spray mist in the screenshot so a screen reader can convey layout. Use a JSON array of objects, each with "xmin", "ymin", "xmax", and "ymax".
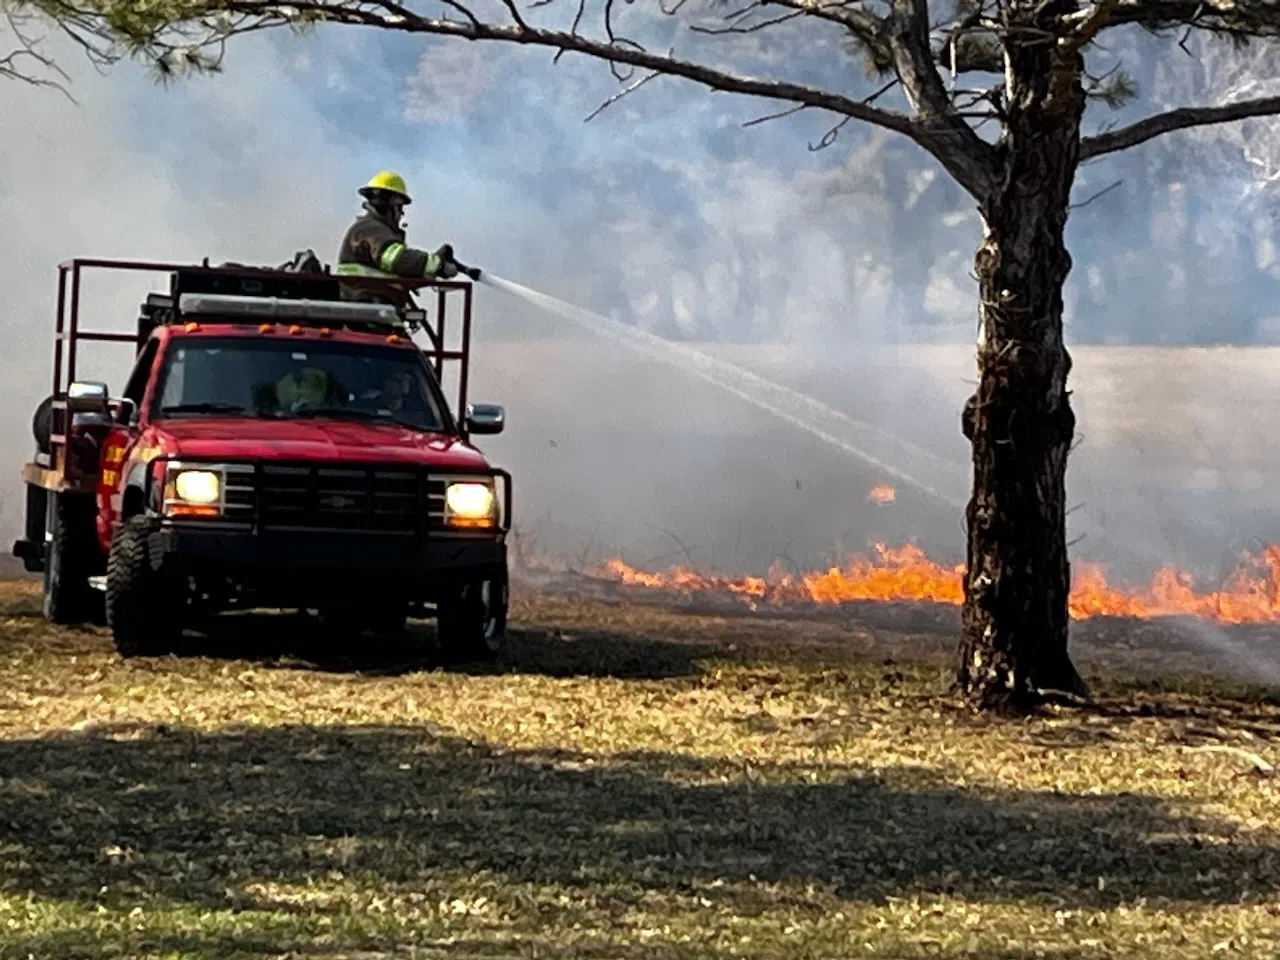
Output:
[{"xmin": 476, "ymin": 272, "xmax": 968, "ymax": 509}]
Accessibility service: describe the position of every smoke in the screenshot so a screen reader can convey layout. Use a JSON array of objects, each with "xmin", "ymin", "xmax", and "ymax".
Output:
[
  {"xmin": 479, "ymin": 273, "xmax": 968, "ymax": 506},
  {"xmin": 3, "ymin": 18, "xmax": 1280, "ymax": 593}
]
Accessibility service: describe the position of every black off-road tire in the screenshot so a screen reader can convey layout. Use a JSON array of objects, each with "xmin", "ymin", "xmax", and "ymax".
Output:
[
  {"xmin": 42, "ymin": 492, "xmax": 103, "ymax": 626},
  {"xmin": 106, "ymin": 516, "xmax": 183, "ymax": 657},
  {"xmin": 437, "ymin": 570, "xmax": 507, "ymax": 664},
  {"xmin": 32, "ymin": 395, "xmax": 54, "ymax": 454}
]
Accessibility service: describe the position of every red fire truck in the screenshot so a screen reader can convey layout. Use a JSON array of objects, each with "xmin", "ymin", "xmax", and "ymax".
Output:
[{"xmin": 12, "ymin": 257, "xmax": 512, "ymax": 661}]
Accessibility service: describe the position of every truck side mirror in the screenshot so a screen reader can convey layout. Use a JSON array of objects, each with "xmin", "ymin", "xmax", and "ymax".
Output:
[
  {"xmin": 67, "ymin": 380, "xmax": 110, "ymax": 414},
  {"xmin": 464, "ymin": 403, "xmax": 505, "ymax": 436},
  {"xmin": 115, "ymin": 398, "xmax": 138, "ymax": 426}
]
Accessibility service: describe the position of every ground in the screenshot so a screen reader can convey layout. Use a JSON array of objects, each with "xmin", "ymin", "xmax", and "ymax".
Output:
[{"xmin": 2, "ymin": 577, "xmax": 1280, "ymax": 959}]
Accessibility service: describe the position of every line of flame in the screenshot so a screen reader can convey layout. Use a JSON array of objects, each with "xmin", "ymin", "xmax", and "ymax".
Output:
[{"xmin": 590, "ymin": 543, "xmax": 1280, "ymax": 624}]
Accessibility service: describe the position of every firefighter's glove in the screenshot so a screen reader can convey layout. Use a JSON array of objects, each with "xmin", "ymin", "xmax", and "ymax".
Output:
[{"xmin": 433, "ymin": 243, "xmax": 459, "ymax": 279}]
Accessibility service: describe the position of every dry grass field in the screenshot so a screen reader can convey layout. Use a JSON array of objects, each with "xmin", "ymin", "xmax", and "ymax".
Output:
[{"xmin": 2, "ymin": 577, "xmax": 1280, "ymax": 958}]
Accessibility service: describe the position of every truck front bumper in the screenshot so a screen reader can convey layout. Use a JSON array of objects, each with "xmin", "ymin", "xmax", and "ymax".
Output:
[{"xmin": 153, "ymin": 521, "xmax": 505, "ymax": 602}]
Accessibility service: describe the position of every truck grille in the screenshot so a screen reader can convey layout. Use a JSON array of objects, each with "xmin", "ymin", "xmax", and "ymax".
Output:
[
  {"xmin": 211, "ymin": 464, "xmax": 470, "ymax": 533},
  {"xmin": 255, "ymin": 464, "xmax": 423, "ymax": 533},
  {"xmin": 426, "ymin": 477, "xmax": 447, "ymax": 526},
  {"xmin": 223, "ymin": 464, "xmax": 256, "ymax": 522}
]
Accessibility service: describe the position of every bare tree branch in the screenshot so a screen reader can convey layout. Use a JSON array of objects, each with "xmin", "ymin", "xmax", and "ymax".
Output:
[
  {"xmin": 810, "ymin": 113, "xmax": 852, "ymax": 149},
  {"xmin": 690, "ymin": 9, "xmax": 805, "ymax": 34},
  {"xmin": 1096, "ymin": 0, "xmax": 1280, "ymax": 36},
  {"xmin": 498, "ymin": 0, "xmax": 528, "ymax": 30},
  {"xmin": 741, "ymin": 102, "xmax": 806, "ymax": 127},
  {"xmin": 0, "ymin": 8, "xmax": 74, "ymax": 94},
  {"xmin": 1064, "ymin": 0, "xmax": 1120, "ymax": 49},
  {"xmin": 1069, "ymin": 177, "xmax": 1123, "ymax": 208},
  {"xmin": 439, "ymin": 0, "xmax": 482, "ymax": 28},
  {"xmin": 0, "ymin": 44, "xmax": 66, "ymax": 89},
  {"xmin": 102, "ymin": 0, "xmax": 990, "ymax": 196},
  {"xmin": 1080, "ymin": 94, "xmax": 1280, "ymax": 159},
  {"xmin": 552, "ymin": 0, "xmax": 586, "ymax": 63},
  {"xmin": 886, "ymin": 0, "xmax": 997, "ymax": 194},
  {"xmin": 1048, "ymin": 0, "xmax": 1121, "ymax": 107},
  {"xmin": 800, "ymin": 74, "xmax": 900, "ymax": 145},
  {"xmin": 863, "ymin": 75, "xmax": 902, "ymax": 106},
  {"xmin": 932, "ymin": 2, "xmax": 1003, "ymax": 76},
  {"xmin": 584, "ymin": 64, "xmax": 660, "ymax": 120},
  {"xmin": 763, "ymin": 0, "xmax": 889, "ymax": 39},
  {"xmin": 935, "ymin": 35, "xmax": 1003, "ymax": 74}
]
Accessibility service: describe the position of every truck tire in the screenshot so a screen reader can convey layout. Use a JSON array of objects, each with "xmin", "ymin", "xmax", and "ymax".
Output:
[
  {"xmin": 437, "ymin": 571, "xmax": 507, "ymax": 664},
  {"xmin": 42, "ymin": 492, "xmax": 102, "ymax": 625},
  {"xmin": 106, "ymin": 516, "xmax": 183, "ymax": 657},
  {"xmin": 20, "ymin": 482, "xmax": 49, "ymax": 572},
  {"xmin": 32, "ymin": 395, "xmax": 53, "ymax": 454}
]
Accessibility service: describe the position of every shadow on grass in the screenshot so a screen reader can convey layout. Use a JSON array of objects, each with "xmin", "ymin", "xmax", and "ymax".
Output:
[
  {"xmin": 2, "ymin": 931, "xmax": 1111, "ymax": 960},
  {"xmin": 167, "ymin": 611, "xmax": 708, "ymax": 682},
  {"xmin": 0, "ymin": 581, "xmax": 706, "ymax": 682},
  {"xmin": 0, "ymin": 724, "xmax": 1274, "ymax": 925}
]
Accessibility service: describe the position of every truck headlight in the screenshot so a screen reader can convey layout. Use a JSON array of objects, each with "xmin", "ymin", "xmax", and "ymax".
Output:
[
  {"xmin": 175, "ymin": 470, "xmax": 221, "ymax": 505},
  {"xmin": 444, "ymin": 481, "xmax": 496, "ymax": 528},
  {"xmin": 163, "ymin": 464, "xmax": 225, "ymax": 517}
]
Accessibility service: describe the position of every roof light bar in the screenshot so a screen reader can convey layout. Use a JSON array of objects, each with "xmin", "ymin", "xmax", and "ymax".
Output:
[{"xmin": 177, "ymin": 293, "xmax": 404, "ymax": 327}]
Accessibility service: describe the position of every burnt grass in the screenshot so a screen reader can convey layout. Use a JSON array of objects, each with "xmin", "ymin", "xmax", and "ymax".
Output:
[{"xmin": 2, "ymin": 579, "xmax": 1280, "ymax": 958}]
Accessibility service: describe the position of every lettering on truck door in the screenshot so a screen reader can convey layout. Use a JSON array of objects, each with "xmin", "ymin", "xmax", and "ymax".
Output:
[{"xmin": 97, "ymin": 339, "xmax": 162, "ymax": 549}]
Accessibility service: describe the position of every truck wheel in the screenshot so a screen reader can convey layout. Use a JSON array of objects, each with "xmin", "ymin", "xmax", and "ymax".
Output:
[
  {"xmin": 42, "ymin": 492, "xmax": 101, "ymax": 626},
  {"xmin": 437, "ymin": 571, "xmax": 507, "ymax": 664},
  {"xmin": 106, "ymin": 516, "xmax": 183, "ymax": 657},
  {"xmin": 32, "ymin": 395, "xmax": 53, "ymax": 455}
]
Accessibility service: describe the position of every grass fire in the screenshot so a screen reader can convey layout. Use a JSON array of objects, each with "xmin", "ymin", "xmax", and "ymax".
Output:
[{"xmin": 589, "ymin": 542, "xmax": 1280, "ymax": 625}]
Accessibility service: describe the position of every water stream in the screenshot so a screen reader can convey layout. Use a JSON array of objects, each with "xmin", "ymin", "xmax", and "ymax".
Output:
[{"xmin": 479, "ymin": 273, "xmax": 969, "ymax": 509}]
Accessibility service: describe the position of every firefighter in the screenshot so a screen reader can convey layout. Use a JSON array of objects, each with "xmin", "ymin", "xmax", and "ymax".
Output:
[
  {"xmin": 335, "ymin": 171, "xmax": 460, "ymax": 303},
  {"xmin": 276, "ymin": 366, "xmax": 340, "ymax": 412}
]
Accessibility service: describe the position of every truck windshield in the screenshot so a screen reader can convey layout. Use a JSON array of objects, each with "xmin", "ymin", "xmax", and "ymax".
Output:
[{"xmin": 151, "ymin": 337, "xmax": 448, "ymax": 433}]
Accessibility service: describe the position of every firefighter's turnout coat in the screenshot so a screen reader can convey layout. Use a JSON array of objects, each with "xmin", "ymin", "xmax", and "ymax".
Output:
[{"xmin": 335, "ymin": 208, "xmax": 445, "ymax": 301}]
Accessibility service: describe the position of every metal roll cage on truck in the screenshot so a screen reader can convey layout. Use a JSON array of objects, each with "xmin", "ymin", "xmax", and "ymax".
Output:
[{"xmin": 13, "ymin": 256, "xmax": 513, "ymax": 662}]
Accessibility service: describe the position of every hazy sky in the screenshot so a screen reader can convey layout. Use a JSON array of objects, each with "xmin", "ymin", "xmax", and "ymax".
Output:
[{"xmin": 3, "ymin": 17, "xmax": 1276, "ymax": 350}]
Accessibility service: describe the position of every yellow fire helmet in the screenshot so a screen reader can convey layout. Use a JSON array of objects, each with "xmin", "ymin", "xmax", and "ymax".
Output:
[{"xmin": 358, "ymin": 170, "xmax": 411, "ymax": 204}]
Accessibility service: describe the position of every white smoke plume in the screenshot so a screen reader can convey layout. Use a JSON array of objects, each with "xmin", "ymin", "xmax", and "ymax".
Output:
[{"xmin": 2, "ymin": 20, "xmax": 1280, "ymax": 586}]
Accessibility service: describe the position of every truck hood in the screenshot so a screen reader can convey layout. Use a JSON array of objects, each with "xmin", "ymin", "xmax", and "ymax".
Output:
[{"xmin": 152, "ymin": 416, "xmax": 492, "ymax": 469}]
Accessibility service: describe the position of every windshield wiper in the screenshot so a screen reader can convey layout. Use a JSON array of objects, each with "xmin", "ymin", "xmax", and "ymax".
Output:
[
  {"xmin": 284, "ymin": 406, "xmax": 432, "ymax": 432},
  {"xmin": 160, "ymin": 402, "xmax": 248, "ymax": 416}
]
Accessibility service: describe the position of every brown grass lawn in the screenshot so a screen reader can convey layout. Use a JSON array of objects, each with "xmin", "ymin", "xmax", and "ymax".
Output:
[{"xmin": 2, "ymin": 577, "xmax": 1280, "ymax": 958}]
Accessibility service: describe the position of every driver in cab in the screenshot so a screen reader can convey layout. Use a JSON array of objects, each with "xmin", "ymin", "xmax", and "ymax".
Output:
[{"xmin": 358, "ymin": 370, "xmax": 422, "ymax": 419}]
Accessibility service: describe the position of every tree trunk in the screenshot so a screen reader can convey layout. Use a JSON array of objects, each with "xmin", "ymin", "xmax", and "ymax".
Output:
[{"xmin": 957, "ymin": 27, "xmax": 1089, "ymax": 710}]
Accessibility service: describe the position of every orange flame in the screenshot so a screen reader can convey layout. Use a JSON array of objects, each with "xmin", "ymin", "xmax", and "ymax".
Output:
[
  {"xmin": 867, "ymin": 484, "xmax": 896, "ymax": 504},
  {"xmin": 592, "ymin": 543, "xmax": 1280, "ymax": 624}
]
